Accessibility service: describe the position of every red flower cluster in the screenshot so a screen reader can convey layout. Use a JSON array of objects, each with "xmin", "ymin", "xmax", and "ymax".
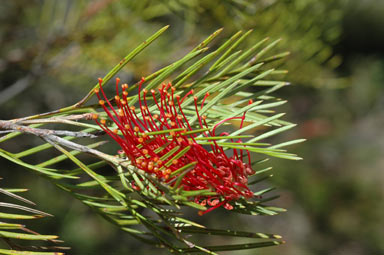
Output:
[{"xmin": 93, "ymin": 78, "xmax": 255, "ymax": 214}]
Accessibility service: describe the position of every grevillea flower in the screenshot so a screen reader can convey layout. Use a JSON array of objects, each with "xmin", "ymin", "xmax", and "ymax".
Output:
[{"xmin": 93, "ymin": 78, "xmax": 255, "ymax": 215}]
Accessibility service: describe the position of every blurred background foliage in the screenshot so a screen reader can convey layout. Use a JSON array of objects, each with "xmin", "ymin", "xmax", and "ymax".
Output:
[{"xmin": 0, "ymin": 0, "xmax": 383, "ymax": 254}]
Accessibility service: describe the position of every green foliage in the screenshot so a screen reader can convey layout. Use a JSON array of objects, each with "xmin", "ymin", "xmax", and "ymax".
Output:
[
  {"xmin": 0, "ymin": 27, "xmax": 302, "ymax": 254},
  {"xmin": 0, "ymin": 178, "xmax": 68, "ymax": 254}
]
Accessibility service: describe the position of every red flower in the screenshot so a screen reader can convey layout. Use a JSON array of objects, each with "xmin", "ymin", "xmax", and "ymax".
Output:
[{"xmin": 93, "ymin": 78, "xmax": 255, "ymax": 214}]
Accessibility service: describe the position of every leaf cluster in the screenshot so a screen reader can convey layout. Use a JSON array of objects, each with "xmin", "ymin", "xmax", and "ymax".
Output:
[{"xmin": 0, "ymin": 177, "xmax": 69, "ymax": 255}]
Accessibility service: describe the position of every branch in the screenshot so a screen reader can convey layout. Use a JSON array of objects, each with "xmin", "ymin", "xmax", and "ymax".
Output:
[
  {"xmin": 12, "ymin": 113, "xmax": 95, "ymax": 124},
  {"xmin": 0, "ymin": 119, "xmax": 116, "ymax": 163},
  {"xmin": 0, "ymin": 119, "xmax": 98, "ymax": 138}
]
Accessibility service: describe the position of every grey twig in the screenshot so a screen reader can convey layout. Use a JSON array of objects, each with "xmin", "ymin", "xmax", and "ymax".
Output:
[
  {"xmin": 41, "ymin": 135, "xmax": 114, "ymax": 163},
  {"xmin": 10, "ymin": 113, "xmax": 94, "ymax": 124},
  {"xmin": 0, "ymin": 118, "xmax": 115, "ymax": 164},
  {"xmin": 0, "ymin": 120, "xmax": 98, "ymax": 138}
]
